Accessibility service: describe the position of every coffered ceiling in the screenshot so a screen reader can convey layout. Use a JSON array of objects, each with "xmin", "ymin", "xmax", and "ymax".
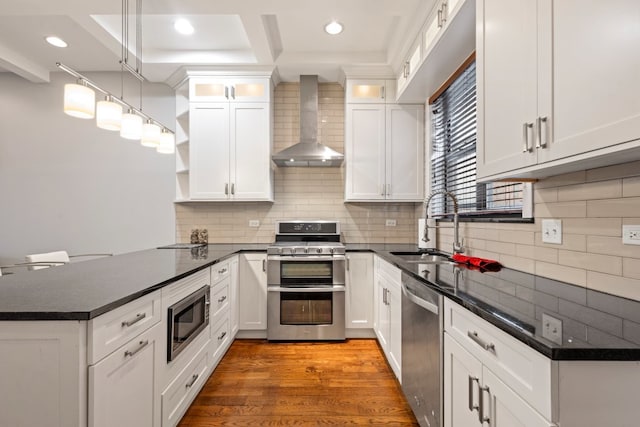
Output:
[{"xmin": 0, "ymin": 0, "xmax": 434, "ymax": 84}]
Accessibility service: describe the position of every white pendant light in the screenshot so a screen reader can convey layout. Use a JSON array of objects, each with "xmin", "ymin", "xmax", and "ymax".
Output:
[
  {"xmin": 120, "ymin": 110, "xmax": 143, "ymax": 140},
  {"xmin": 141, "ymin": 120, "xmax": 161, "ymax": 147},
  {"xmin": 63, "ymin": 82, "xmax": 95, "ymax": 119},
  {"xmin": 96, "ymin": 96, "xmax": 123, "ymax": 131},
  {"xmin": 157, "ymin": 130, "xmax": 175, "ymax": 154}
]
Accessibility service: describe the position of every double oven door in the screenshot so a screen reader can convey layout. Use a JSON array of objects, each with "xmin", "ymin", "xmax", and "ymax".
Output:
[{"xmin": 266, "ymin": 254, "xmax": 346, "ymax": 341}]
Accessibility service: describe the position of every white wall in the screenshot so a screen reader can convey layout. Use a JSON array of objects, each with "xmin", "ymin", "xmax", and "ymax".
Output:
[{"xmin": 0, "ymin": 72, "xmax": 175, "ymax": 264}]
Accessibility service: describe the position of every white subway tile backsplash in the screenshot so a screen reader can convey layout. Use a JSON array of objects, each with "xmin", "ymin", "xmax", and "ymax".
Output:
[
  {"xmin": 587, "ymin": 272, "xmax": 640, "ymax": 301},
  {"xmin": 557, "ymin": 180, "xmax": 622, "ymax": 201},
  {"xmin": 535, "ymin": 261, "xmax": 587, "ymax": 287},
  {"xmin": 558, "ymin": 250, "xmax": 622, "ymax": 276}
]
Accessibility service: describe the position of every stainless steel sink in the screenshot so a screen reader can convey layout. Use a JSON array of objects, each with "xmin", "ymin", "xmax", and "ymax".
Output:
[{"xmin": 390, "ymin": 251, "xmax": 456, "ymax": 265}]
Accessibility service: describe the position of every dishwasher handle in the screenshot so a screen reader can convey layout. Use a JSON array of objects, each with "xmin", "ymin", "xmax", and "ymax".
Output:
[{"xmin": 401, "ymin": 281, "xmax": 439, "ymax": 315}]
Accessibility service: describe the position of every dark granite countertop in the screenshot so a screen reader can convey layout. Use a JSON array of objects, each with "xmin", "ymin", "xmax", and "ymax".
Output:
[
  {"xmin": 0, "ymin": 244, "xmax": 268, "ymax": 321},
  {"xmin": 2, "ymin": 242, "xmax": 639, "ymax": 360},
  {"xmin": 372, "ymin": 248, "xmax": 640, "ymax": 361}
]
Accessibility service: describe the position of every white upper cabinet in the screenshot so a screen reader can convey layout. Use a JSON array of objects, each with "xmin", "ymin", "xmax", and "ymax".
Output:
[
  {"xmin": 181, "ymin": 75, "xmax": 274, "ymax": 202},
  {"xmin": 345, "ymin": 85, "xmax": 424, "ymax": 202},
  {"xmin": 395, "ymin": 0, "xmax": 475, "ymax": 103},
  {"xmin": 477, "ymin": 0, "xmax": 640, "ymax": 181},
  {"xmin": 189, "ymin": 77, "xmax": 270, "ymax": 103},
  {"xmin": 345, "ymin": 80, "xmax": 396, "ymax": 104}
]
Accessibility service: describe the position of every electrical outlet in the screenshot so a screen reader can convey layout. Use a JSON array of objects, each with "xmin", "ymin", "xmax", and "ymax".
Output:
[
  {"xmin": 622, "ymin": 225, "xmax": 640, "ymax": 245},
  {"xmin": 385, "ymin": 219, "xmax": 397, "ymax": 227},
  {"xmin": 541, "ymin": 219, "xmax": 562, "ymax": 244},
  {"xmin": 542, "ymin": 313, "xmax": 563, "ymax": 345},
  {"xmin": 249, "ymin": 220, "xmax": 260, "ymax": 227}
]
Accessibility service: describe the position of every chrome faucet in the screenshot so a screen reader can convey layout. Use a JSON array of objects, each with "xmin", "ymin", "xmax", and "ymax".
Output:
[{"xmin": 422, "ymin": 190, "xmax": 464, "ymax": 254}]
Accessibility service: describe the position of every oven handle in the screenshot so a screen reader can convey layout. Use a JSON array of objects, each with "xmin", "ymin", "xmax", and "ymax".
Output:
[
  {"xmin": 266, "ymin": 255, "xmax": 345, "ymax": 261},
  {"xmin": 267, "ymin": 285, "xmax": 345, "ymax": 293}
]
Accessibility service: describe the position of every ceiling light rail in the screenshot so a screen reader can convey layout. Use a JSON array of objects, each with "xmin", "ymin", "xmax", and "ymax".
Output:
[{"xmin": 56, "ymin": 62, "xmax": 175, "ymax": 154}]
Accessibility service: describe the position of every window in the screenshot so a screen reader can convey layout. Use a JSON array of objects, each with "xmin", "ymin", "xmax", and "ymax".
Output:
[{"xmin": 429, "ymin": 57, "xmax": 530, "ymax": 219}]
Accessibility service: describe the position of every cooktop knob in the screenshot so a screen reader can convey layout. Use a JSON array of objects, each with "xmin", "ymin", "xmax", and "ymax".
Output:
[
  {"xmin": 329, "ymin": 248, "xmax": 335, "ymax": 254},
  {"xmin": 304, "ymin": 247, "xmax": 309, "ymax": 254},
  {"xmin": 316, "ymin": 248, "xmax": 322, "ymax": 254}
]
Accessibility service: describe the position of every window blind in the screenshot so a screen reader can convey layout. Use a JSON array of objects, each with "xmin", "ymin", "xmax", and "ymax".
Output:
[{"xmin": 430, "ymin": 60, "xmax": 524, "ymax": 217}]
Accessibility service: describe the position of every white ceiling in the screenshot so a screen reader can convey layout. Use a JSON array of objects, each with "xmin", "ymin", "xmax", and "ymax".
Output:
[{"xmin": 0, "ymin": 0, "xmax": 435, "ymax": 84}]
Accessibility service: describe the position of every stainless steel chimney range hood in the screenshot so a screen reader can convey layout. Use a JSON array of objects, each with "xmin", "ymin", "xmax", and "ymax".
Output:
[{"xmin": 272, "ymin": 75, "xmax": 344, "ymax": 167}]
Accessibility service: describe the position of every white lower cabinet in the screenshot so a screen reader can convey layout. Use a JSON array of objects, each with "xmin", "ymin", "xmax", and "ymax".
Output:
[
  {"xmin": 89, "ymin": 322, "xmax": 162, "ymax": 427},
  {"xmin": 444, "ymin": 333, "xmax": 553, "ymax": 427},
  {"xmin": 161, "ymin": 343, "xmax": 210, "ymax": 427},
  {"xmin": 238, "ymin": 253, "xmax": 267, "ymax": 331},
  {"xmin": 374, "ymin": 256, "xmax": 402, "ymax": 380},
  {"xmin": 345, "ymin": 252, "xmax": 374, "ymax": 331}
]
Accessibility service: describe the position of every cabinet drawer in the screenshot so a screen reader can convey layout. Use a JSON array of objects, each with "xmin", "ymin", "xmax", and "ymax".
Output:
[
  {"xmin": 377, "ymin": 257, "xmax": 401, "ymax": 285},
  {"xmin": 443, "ymin": 299, "xmax": 554, "ymax": 420},
  {"xmin": 211, "ymin": 315, "xmax": 231, "ymax": 364},
  {"xmin": 89, "ymin": 323, "xmax": 161, "ymax": 427},
  {"xmin": 211, "ymin": 276, "xmax": 230, "ymax": 322},
  {"xmin": 162, "ymin": 269, "xmax": 210, "ymax": 307},
  {"xmin": 161, "ymin": 345, "xmax": 209, "ymax": 427},
  {"xmin": 211, "ymin": 260, "xmax": 231, "ymax": 285},
  {"xmin": 88, "ymin": 290, "xmax": 161, "ymax": 364}
]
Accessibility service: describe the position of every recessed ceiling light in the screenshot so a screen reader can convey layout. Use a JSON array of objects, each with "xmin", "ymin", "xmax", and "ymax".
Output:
[
  {"xmin": 45, "ymin": 36, "xmax": 68, "ymax": 48},
  {"xmin": 174, "ymin": 18, "xmax": 195, "ymax": 35},
  {"xmin": 324, "ymin": 21, "xmax": 343, "ymax": 35}
]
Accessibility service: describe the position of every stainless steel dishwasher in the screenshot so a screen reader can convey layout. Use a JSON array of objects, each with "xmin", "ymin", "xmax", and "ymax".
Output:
[{"xmin": 401, "ymin": 271, "xmax": 442, "ymax": 427}]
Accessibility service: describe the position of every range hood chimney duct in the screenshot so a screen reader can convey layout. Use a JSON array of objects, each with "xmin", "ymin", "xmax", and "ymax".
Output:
[{"xmin": 272, "ymin": 75, "xmax": 344, "ymax": 167}]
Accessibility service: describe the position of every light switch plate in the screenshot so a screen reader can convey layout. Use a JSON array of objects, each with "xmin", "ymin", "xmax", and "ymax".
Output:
[
  {"xmin": 249, "ymin": 220, "xmax": 260, "ymax": 227},
  {"xmin": 542, "ymin": 219, "xmax": 562, "ymax": 244},
  {"xmin": 622, "ymin": 225, "xmax": 640, "ymax": 245},
  {"xmin": 385, "ymin": 219, "xmax": 397, "ymax": 227}
]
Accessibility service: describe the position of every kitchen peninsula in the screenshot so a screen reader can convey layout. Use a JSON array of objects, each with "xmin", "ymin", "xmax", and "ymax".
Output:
[{"xmin": 1, "ymin": 245, "xmax": 640, "ymax": 426}]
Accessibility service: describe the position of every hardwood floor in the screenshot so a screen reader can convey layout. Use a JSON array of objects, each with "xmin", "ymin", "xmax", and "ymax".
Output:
[{"xmin": 178, "ymin": 339, "xmax": 419, "ymax": 426}]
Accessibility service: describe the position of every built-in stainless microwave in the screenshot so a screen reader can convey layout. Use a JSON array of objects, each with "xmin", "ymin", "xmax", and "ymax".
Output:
[{"xmin": 167, "ymin": 285, "xmax": 210, "ymax": 362}]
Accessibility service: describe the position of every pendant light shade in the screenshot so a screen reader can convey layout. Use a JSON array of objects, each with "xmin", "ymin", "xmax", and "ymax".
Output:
[
  {"xmin": 63, "ymin": 82, "xmax": 95, "ymax": 119},
  {"xmin": 157, "ymin": 130, "xmax": 175, "ymax": 154},
  {"xmin": 96, "ymin": 97, "xmax": 123, "ymax": 131},
  {"xmin": 141, "ymin": 121, "xmax": 161, "ymax": 147},
  {"xmin": 120, "ymin": 110, "xmax": 143, "ymax": 140}
]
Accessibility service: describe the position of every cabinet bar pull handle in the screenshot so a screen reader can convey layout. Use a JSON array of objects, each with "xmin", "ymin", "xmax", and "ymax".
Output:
[
  {"xmin": 231, "ymin": 86, "xmax": 236, "ymax": 99},
  {"xmin": 468, "ymin": 376, "xmax": 480, "ymax": 413},
  {"xmin": 218, "ymin": 267, "xmax": 227, "ymax": 274},
  {"xmin": 437, "ymin": 8, "xmax": 443, "ymax": 28},
  {"xmin": 224, "ymin": 86, "xmax": 229, "ymax": 99},
  {"xmin": 186, "ymin": 373, "xmax": 199, "ymax": 388},
  {"xmin": 346, "ymin": 256, "xmax": 350, "ymax": 271},
  {"xmin": 262, "ymin": 259, "xmax": 266, "ymax": 272},
  {"xmin": 387, "ymin": 184, "xmax": 391, "ymax": 197},
  {"xmin": 479, "ymin": 385, "xmax": 491, "ymax": 425},
  {"xmin": 121, "ymin": 312, "xmax": 146, "ymax": 328},
  {"xmin": 442, "ymin": 2, "xmax": 448, "ymax": 25},
  {"xmin": 536, "ymin": 116, "xmax": 548, "ymax": 148},
  {"xmin": 124, "ymin": 339, "xmax": 149, "ymax": 358},
  {"xmin": 218, "ymin": 331, "xmax": 227, "ymax": 340},
  {"xmin": 381, "ymin": 86, "xmax": 385, "ymax": 100},
  {"xmin": 231, "ymin": 183, "xmax": 235, "ymax": 195},
  {"xmin": 218, "ymin": 295, "xmax": 227, "ymax": 303},
  {"xmin": 381, "ymin": 184, "xmax": 385, "ymax": 196},
  {"xmin": 225, "ymin": 183, "xmax": 229, "ymax": 195},
  {"xmin": 522, "ymin": 122, "xmax": 533, "ymax": 153},
  {"xmin": 467, "ymin": 331, "xmax": 495, "ymax": 352}
]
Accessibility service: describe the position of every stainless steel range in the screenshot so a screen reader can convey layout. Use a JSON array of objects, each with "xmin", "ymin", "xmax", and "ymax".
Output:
[{"xmin": 266, "ymin": 220, "xmax": 346, "ymax": 341}]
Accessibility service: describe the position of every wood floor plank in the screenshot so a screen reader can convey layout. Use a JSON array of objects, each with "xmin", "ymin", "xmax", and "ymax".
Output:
[{"xmin": 178, "ymin": 339, "xmax": 418, "ymax": 426}]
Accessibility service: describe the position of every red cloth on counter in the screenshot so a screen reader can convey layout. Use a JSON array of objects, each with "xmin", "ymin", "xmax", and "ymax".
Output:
[{"xmin": 452, "ymin": 254, "xmax": 502, "ymax": 272}]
